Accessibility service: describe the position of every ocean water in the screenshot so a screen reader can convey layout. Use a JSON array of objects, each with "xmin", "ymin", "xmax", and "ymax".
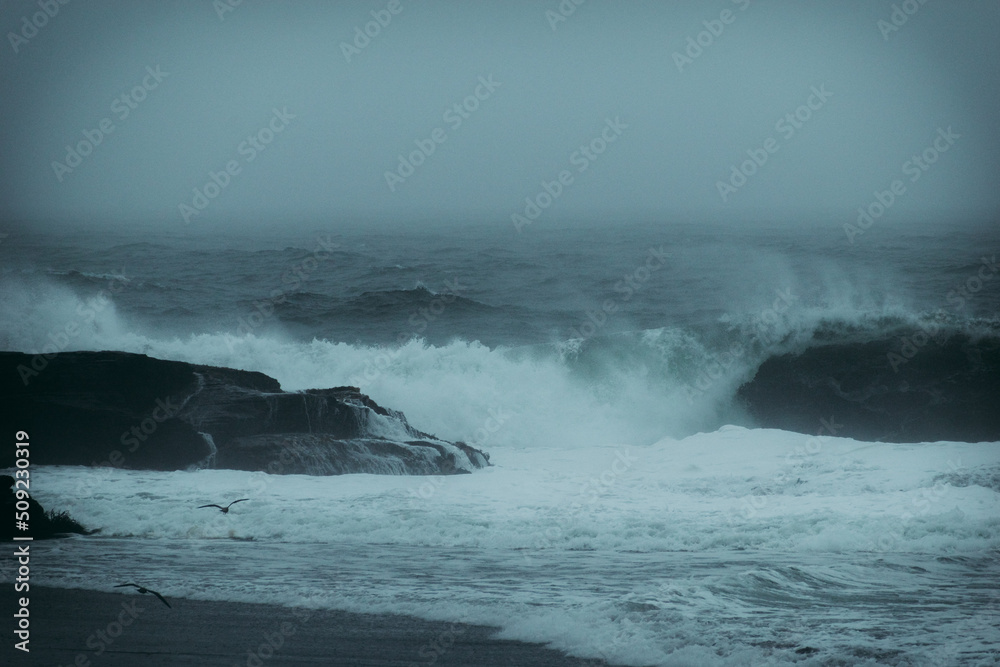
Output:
[{"xmin": 1, "ymin": 221, "xmax": 999, "ymax": 665}]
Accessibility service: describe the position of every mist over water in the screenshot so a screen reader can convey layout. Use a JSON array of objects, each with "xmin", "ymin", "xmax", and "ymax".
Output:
[{"xmin": 2, "ymin": 1, "xmax": 1000, "ymax": 226}]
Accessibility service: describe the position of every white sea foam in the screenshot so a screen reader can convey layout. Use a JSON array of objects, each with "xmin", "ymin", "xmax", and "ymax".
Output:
[
  {"xmin": 34, "ymin": 429, "xmax": 1000, "ymax": 553},
  {"xmin": 28, "ymin": 429, "xmax": 1000, "ymax": 666}
]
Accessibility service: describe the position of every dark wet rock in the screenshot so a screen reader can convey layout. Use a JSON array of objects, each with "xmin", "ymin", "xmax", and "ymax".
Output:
[
  {"xmin": 1, "ymin": 475, "xmax": 91, "ymax": 540},
  {"xmin": 1, "ymin": 351, "xmax": 489, "ymax": 475},
  {"xmin": 737, "ymin": 333, "xmax": 1000, "ymax": 443}
]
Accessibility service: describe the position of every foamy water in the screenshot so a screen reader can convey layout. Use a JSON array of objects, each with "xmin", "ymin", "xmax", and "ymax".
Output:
[{"xmin": 22, "ymin": 429, "xmax": 1000, "ymax": 665}]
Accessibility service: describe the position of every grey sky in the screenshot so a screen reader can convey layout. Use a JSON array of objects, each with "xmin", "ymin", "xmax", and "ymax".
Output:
[{"xmin": 1, "ymin": 0, "xmax": 998, "ymax": 230}]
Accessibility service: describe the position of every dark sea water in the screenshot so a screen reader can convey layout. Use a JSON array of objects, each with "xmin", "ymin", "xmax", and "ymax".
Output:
[
  {"xmin": 8, "ymin": 221, "xmax": 999, "ymax": 344},
  {"xmin": 2, "ymin": 221, "xmax": 999, "ymax": 665}
]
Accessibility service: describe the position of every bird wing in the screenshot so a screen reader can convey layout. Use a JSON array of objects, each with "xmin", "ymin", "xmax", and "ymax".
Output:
[
  {"xmin": 229, "ymin": 499, "xmax": 250, "ymax": 506},
  {"xmin": 198, "ymin": 504, "xmax": 224, "ymax": 510},
  {"xmin": 150, "ymin": 590, "xmax": 172, "ymax": 608}
]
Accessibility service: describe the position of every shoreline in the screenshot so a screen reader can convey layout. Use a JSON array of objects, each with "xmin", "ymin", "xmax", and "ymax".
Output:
[{"xmin": 1, "ymin": 584, "xmax": 609, "ymax": 666}]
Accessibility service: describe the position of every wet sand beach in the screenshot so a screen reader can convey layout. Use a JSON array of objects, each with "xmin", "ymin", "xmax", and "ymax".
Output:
[{"xmin": 2, "ymin": 585, "xmax": 605, "ymax": 666}]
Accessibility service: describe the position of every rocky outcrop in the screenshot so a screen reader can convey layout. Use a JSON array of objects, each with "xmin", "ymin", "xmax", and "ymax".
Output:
[
  {"xmin": 1, "ymin": 351, "xmax": 489, "ymax": 474},
  {"xmin": 737, "ymin": 333, "xmax": 1000, "ymax": 443},
  {"xmin": 1, "ymin": 475, "xmax": 91, "ymax": 540}
]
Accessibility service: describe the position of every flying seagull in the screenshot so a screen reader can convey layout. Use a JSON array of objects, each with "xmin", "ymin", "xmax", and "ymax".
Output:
[
  {"xmin": 197, "ymin": 498, "xmax": 249, "ymax": 514},
  {"xmin": 115, "ymin": 583, "xmax": 171, "ymax": 608}
]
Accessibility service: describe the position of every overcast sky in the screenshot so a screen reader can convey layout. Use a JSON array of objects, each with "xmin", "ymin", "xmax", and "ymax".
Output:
[{"xmin": 1, "ymin": 0, "xmax": 998, "ymax": 231}]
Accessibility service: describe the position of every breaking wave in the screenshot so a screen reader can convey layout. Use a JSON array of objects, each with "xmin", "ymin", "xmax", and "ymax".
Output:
[{"xmin": 3, "ymin": 276, "xmax": 999, "ymax": 446}]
